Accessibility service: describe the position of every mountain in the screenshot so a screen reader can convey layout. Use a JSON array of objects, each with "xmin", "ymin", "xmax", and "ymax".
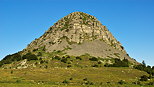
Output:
[
  {"xmin": 25, "ymin": 12, "xmax": 135, "ymax": 61},
  {"xmin": 0, "ymin": 12, "xmax": 137, "ymax": 68}
]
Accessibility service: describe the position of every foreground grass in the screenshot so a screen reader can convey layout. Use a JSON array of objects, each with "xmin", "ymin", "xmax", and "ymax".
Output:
[
  {"xmin": 0, "ymin": 83, "xmax": 80, "ymax": 87},
  {"xmin": 0, "ymin": 83, "xmax": 154, "ymax": 87},
  {"xmin": 0, "ymin": 67, "xmax": 151, "ymax": 87}
]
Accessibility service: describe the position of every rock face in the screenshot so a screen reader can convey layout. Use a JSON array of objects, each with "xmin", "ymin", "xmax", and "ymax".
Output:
[{"xmin": 25, "ymin": 12, "xmax": 135, "ymax": 62}]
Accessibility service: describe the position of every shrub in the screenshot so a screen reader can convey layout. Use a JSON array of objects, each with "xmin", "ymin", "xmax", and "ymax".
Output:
[
  {"xmin": 147, "ymin": 81, "xmax": 154, "ymax": 85},
  {"xmin": 65, "ymin": 55, "xmax": 70, "ymax": 58},
  {"xmin": 61, "ymin": 58, "xmax": 68, "ymax": 63},
  {"xmin": 107, "ymin": 82, "xmax": 110, "ymax": 84},
  {"xmin": 84, "ymin": 81, "xmax": 94, "ymax": 85},
  {"xmin": 62, "ymin": 79, "xmax": 69, "ymax": 84},
  {"xmin": 140, "ymin": 75, "xmax": 148, "ymax": 81},
  {"xmin": 67, "ymin": 61, "xmax": 72, "ymax": 64},
  {"xmin": 92, "ymin": 64, "xmax": 99, "ymax": 67},
  {"xmin": 89, "ymin": 57, "xmax": 98, "ymax": 61},
  {"xmin": 76, "ymin": 56, "xmax": 82, "ymax": 60},
  {"xmin": 132, "ymin": 81, "xmax": 141, "ymax": 85},
  {"xmin": 53, "ymin": 56, "xmax": 61, "ymax": 60},
  {"xmin": 11, "ymin": 70, "xmax": 13, "ymax": 74},
  {"xmin": 37, "ymin": 52, "xmax": 42, "ymax": 56},
  {"xmin": 104, "ymin": 58, "xmax": 129, "ymax": 67},
  {"xmin": 33, "ymin": 49, "xmax": 38, "ymax": 52},
  {"xmin": 40, "ymin": 60, "xmax": 44, "ymax": 64},
  {"xmin": 98, "ymin": 61, "xmax": 102, "ymax": 64},
  {"xmin": 67, "ymin": 65, "xmax": 72, "ymax": 68},
  {"xmin": 69, "ymin": 78, "xmax": 73, "ymax": 80},
  {"xmin": 22, "ymin": 53, "xmax": 38, "ymax": 61},
  {"xmin": 104, "ymin": 63, "xmax": 110, "ymax": 67},
  {"xmin": 16, "ymin": 79, "xmax": 21, "ymax": 83},
  {"xmin": 83, "ymin": 78, "xmax": 88, "ymax": 81},
  {"xmin": 118, "ymin": 80, "xmax": 126, "ymax": 85}
]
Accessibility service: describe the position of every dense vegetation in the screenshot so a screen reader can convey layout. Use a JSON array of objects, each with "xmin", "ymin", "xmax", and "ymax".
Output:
[
  {"xmin": 0, "ymin": 53, "xmax": 22, "ymax": 66},
  {"xmin": 22, "ymin": 53, "xmax": 38, "ymax": 61},
  {"xmin": 134, "ymin": 61, "xmax": 154, "ymax": 77},
  {"xmin": 0, "ymin": 52, "xmax": 38, "ymax": 67},
  {"xmin": 104, "ymin": 58, "xmax": 129, "ymax": 67}
]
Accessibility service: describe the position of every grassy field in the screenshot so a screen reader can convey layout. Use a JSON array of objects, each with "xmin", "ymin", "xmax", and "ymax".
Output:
[
  {"xmin": 1, "ymin": 83, "xmax": 154, "ymax": 87},
  {"xmin": 0, "ymin": 67, "xmax": 152, "ymax": 87}
]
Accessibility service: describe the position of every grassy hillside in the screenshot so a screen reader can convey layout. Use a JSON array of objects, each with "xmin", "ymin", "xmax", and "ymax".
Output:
[{"xmin": 0, "ymin": 67, "xmax": 152, "ymax": 87}]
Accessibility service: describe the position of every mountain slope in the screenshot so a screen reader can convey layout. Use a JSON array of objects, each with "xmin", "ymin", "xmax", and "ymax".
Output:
[{"xmin": 23, "ymin": 12, "xmax": 135, "ymax": 62}]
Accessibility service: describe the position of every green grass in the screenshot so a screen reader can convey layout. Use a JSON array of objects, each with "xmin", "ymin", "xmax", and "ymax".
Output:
[
  {"xmin": 0, "ymin": 81, "xmax": 153, "ymax": 87},
  {"xmin": 0, "ymin": 52, "xmax": 153, "ymax": 87},
  {"xmin": 0, "ymin": 83, "xmax": 81, "ymax": 87},
  {"xmin": 0, "ymin": 67, "xmax": 150, "ymax": 87}
]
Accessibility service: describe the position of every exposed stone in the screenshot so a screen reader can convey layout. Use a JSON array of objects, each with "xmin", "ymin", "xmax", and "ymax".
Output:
[{"xmin": 24, "ymin": 12, "xmax": 136, "ymax": 63}]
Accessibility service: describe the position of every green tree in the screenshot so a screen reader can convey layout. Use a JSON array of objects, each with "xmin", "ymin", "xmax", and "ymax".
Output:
[{"xmin": 142, "ymin": 60, "xmax": 146, "ymax": 67}]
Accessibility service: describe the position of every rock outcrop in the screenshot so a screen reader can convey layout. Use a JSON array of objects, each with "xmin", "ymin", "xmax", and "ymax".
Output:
[{"xmin": 24, "ymin": 12, "xmax": 135, "ymax": 62}]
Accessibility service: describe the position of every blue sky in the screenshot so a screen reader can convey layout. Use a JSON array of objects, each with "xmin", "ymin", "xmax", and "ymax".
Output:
[{"xmin": 0, "ymin": 0, "xmax": 154, "ymax": 66}]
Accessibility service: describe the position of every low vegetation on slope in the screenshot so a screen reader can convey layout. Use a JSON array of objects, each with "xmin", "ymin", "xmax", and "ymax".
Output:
[
  {"xmin": 0, "ymin": 52, "xmax": 154, "ymax": 86},
  {"xmin": 0, "ymin": 67, "xmax": 152, "ymax": 87},
  {"xmin": 0, "ymin": 51, "xmax": 132, "ymax": 69},
  {"xmin": 0, "ymin": 49, "xmax": 154, "ymax": 86}
]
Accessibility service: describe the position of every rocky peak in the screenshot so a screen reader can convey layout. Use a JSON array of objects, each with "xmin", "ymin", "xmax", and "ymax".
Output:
[
  {"xmin": 52, "ymin": 12, "xmax": 101, "ymax": 31},
  {"xmin": 26, "ymin": 12, "xmax": 126, "ymax": 54}
]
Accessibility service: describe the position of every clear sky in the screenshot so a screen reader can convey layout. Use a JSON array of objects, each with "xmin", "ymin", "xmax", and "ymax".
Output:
[{"xmin": 0, "ymin": 0, "xmax": 154, "ymax": 66}]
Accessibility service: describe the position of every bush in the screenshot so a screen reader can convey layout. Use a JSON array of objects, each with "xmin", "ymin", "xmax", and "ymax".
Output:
[
  {"xmin": 62, "ymin": 79, "xmax": 69, "ymax": 84},
  {"xmin": 118, "ymin": 80, "xmax": 126, "ymax": 85},
  {"xmin": 53, "ymin": 56, "xmax": 61, "ymax": 60},
  {"xmin": 147, "ymin": 81, "xmax": 154, "ymax": 85},
  {"xmin": 65, "ymin": 55, "xmax": 70, "ymax": 58},
  {"xmin": 16, "ymin": 79, "xmax": 21, "ymax": 83},
  {"xmin": 98, "ymin": 61, "xmax": 102, "ymax": 64},
  {"xmin": 89, "ymin": 57, "xmax": 98, "ymax": 61},
  {"xmin": 40, "ymin": 60, "xmax": 44, "ymax": 64},
  {"xmin": 76, "ymin": 56, "xmax": 82, "ymax": 60},
  {"xmin": 67, "ymin": 65, "xmax": 72, "ymax": 68},
  {"xmin": 104, "ymin": 58, "xmax": 129, "ymax": 67},
  {"xmin": 140, "ymin": 75, "xmax": 148, "ymax": 81},
  {"xmin": 61, "ymin": 58, "xmax": 68, "ymax": 63},
  {"xmin": 22, "ymin": 53, "xmax": 38, "ymax": 61},
  {"xmin": 69, "ymin": 78, "xmax": 73, "ymax": 80},
  {"xmin": 11, "ymin": 70, "xmax": 13, "ymax": 74},
  {"xmin": 132, "ymin": 81, "xmax": 141, "ymax": 85},
  {"xmin": 37, "ymin": 52, "xmax": 42, "ymax": 56},
  {"xmin": 83, "ymin": 78, "xmax": 88, "ymax": 81},
  {"xmin": 84, "ymin": 81, "xmax": 94, "ymax": 85},
  {"xmin": 92, "ymin": 64, "xmax": 99, "ymax": 67}
]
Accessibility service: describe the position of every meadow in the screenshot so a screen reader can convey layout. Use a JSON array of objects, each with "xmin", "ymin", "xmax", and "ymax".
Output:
[{"xmin": 0, "ymin": 67, "xmax": 152, "ymax": 87}]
